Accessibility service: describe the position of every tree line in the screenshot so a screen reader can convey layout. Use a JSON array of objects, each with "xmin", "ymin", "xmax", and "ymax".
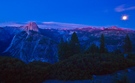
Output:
[{"xmin": 58, "ymin": 32, "xmax": 132, "ymax": 61}]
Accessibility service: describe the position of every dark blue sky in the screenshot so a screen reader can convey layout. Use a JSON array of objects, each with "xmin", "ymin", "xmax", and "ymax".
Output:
[{"xmin": 0, "ymin": 0, "xmax": 135, "ymax": 29}]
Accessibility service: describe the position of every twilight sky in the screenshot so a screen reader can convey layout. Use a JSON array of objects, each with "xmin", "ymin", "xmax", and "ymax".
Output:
[{"xmin": 0, "ymin": 0, "xmax": 135, "ymax": 29}]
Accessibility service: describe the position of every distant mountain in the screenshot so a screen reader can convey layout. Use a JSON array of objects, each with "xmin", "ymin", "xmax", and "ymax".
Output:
[
  {"xmin": 0, "ymin": 22, "xmax": 135, "ymax": 63},
  {"xmin": 39, "ymin": 25, "xmax": 135, "ymax": 52},
  {"xmin": 0, "ymin": 22, "xmax": 90, "ymax": 29},
  {"xmin": 22, "ymin": 22, "xmax": 39, "ymax": 32},
  {"xmin": 59, "ymin": 26, "xmax": 135, "ymax": 52}
]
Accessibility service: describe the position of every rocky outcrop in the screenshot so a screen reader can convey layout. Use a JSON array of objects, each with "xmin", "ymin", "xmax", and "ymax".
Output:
[
  {"xmin": 4, "ymin": 23, "xmax": 58, "ymax": 63},
  {"xmin": 23, "ymin": 22, "xmax": 39, "ymax": 32}
]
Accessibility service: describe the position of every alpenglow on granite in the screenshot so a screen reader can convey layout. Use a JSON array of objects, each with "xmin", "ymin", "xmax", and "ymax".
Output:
[{"xmin": 4, "ymin": 22, "xmax": 58, "ymax": 63}]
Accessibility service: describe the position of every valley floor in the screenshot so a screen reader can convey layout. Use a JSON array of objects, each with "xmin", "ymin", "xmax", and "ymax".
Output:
[{"xmin": 44, "ymin": 67, "xmax": 135, "ymax": 83}]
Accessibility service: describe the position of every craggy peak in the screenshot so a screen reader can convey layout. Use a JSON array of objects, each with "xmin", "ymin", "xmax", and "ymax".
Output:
[{"xmin": 23, "ymin": 22, "xmax": 39, "ymax": 32}]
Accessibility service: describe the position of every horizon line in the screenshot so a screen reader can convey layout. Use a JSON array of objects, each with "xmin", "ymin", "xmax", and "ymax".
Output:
[{"xmin": 0, "ymin": 21, "xmax": 134, "ymax": 30}]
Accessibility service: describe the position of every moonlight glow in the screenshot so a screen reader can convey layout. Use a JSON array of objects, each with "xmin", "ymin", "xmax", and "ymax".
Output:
[{"xmin": 122, "ymin": 15, "xmax": 128, "ymax": 20}]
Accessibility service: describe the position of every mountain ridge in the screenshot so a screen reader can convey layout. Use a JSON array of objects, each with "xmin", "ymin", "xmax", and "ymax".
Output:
[
  {"xmin": 0, "ymin": 22, "xmax": 135, "ymax": 63},
  {"xmin": 0, "ymin": 22, "xmax": 134, "ymax": 30}
]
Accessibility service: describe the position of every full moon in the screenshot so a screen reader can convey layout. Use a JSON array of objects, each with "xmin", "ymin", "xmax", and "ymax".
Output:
[{"xmin": 122, "ymin": 15, "xmax": 128, "ymax": 20}]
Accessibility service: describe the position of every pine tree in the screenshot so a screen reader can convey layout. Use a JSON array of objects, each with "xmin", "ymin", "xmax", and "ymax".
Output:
[
  {"xmin": 69, "ymin": 32, "xmax": 80, "ymax": 56},
  {"xmin": 58, "ymin": 38, "xmax": 71, "ymax": 61},
  {"xmin": 114, "ymin": 49, "xmax": 121, "ymax": 54},
  {"xmin": 58, "ymin": 32, "xmax": 81, "ymax": 60},
  {"xmin": 86, "ymin": 43, "xmax": 99, "ymax": 54},
  {"xmin": 123, "ymin": 34, "xmax": 132, "ymax": 53},
  {"xmin": 58, "ymin": 38, "xmax": 65, "ymax": 60},
  {"xmin": 100, "ymin": 34, "xmax": 106, "ymax": 53}
]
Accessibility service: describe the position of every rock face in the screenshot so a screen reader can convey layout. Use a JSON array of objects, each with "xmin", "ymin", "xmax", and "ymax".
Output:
[
  {"xmin": 23, "ymin": 22, "xmax": 39, "ymax": 32},
  {"xmin": 0, "ymin": 26, "xmax": 22, "ymax": 54},
  {"xmin": 5, "ymin": 22, "xmax": 58, "ymax": 63},
  {"xmin": 0, "ymin": 28, "xmax": 12, "ymax": 54}
]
